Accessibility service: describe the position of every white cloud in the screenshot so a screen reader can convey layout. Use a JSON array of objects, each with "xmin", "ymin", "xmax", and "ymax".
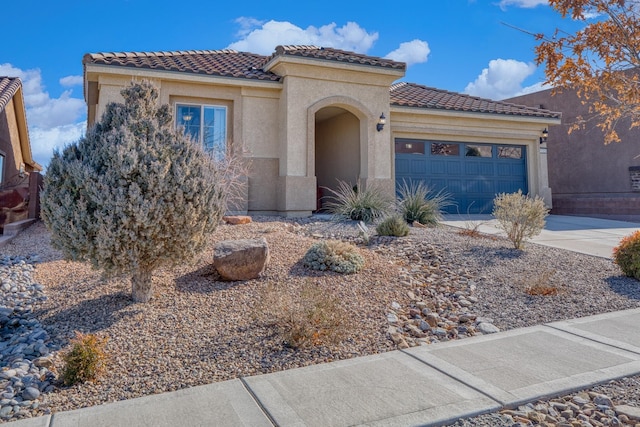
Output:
[
  {"xmin": 0, "ymin": 63, "xmax": 85, "ymax": 168},
  {"xmin": 385, "ymin": 39, "xmax": 430, "ymax": 66},
  {"xmin": 59, "ymin": 75, "xmax": 83, "ymax": 87},
  {"xmin": 227, "ymin": 19, "xmax": 379, "ymax": 55},
  {"xmin": 30, "ymin": 122, "xmax": 86, "ymax": 168},
  {"xmin": 464, "ymin": 58, "xmax": 546, "ymax": 99},
  {"xmin": 497, "ymin": 0, "xmax": 547, "ymax": 9}
]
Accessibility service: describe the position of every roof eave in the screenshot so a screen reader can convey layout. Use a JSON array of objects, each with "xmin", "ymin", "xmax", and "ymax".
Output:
[
  {"xmin": 84, "ymin": 63, "xmax": 284, "ymax": 88},
  {"xmin": 390, "ymin": 104, "xmax": 562, "ymax": 125}
]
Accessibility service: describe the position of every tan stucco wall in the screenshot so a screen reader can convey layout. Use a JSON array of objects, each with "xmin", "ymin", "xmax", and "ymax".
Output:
[{"xmin": 390, "ymin": 107, "xmax": 558, "ymax": 207}]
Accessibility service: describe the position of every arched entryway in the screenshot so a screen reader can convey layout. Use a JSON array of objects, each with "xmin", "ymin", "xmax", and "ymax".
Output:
[{"xmin": 314, "ymin": 106, "xmax": 361, "ymax": 211}]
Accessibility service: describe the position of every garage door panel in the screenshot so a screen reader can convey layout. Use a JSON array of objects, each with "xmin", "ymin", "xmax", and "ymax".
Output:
[
  {"xmin": 431, "ymin": 161, "xmax": 446, "ymax": 175},
  {"xmin": 410, "ymin": 159, "xmax": 426, "ymax": 174},
  {"xmin": 395, "ymin": 140, "xmax": 527, "ymax": 214}
]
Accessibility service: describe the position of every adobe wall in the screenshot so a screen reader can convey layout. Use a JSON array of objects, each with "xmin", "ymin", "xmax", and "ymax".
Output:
[{"xmin": 507, "ymin": 89, "xmax": 640, "ymax": 221}]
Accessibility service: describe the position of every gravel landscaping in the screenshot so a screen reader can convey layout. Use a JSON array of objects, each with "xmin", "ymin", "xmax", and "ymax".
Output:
[{"xmin": 1, "ymin": 216, "xmax": 640, "ymax": 424}]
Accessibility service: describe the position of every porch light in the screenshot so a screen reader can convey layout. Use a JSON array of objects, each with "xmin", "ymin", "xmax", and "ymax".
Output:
[
  {"xmin": 540, "ymin": 128, "xmax": 549, "ymax": 144},
  {"xmin": 376, "ymin": 113, "xmax": 386, "ymax": 132}
]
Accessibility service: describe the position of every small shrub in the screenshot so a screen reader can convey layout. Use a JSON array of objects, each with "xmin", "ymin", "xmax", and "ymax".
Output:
[
  {"xmin": 376, "ymin": 215, "xmax": 410, "ymax": 237},
  {"xmin": 492, "ymin": 190, "xmax": 548, "ymax": 250},
  {"xmin": 613, "ymin": 230, "xmax": 640, "ymax": 280},
  {"xmin": 257, "ymin": 282, "xmax": 348, "ymax": 349},
  {"xmin": 397, "ymin": 180, "xmax": 451, "ymax": 226},
  {"xmin": 303, "ymin": 240, "xmax": 365, "ymax": 274},
  {"xmin": 522, "ymin": 269, "xmax": 560, "ymax": 296},
  {"xmin": 323, "ymin": 179, "xmax": 393, "ymax": 223},
  {"xmin": 61, "ymin": 332, "xmax": 109, "ymax": 386}
]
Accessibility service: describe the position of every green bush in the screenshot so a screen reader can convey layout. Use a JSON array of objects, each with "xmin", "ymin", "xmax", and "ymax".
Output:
[
  {"xmin": 376, "ymin": 215, "xmax": 410, "ymax": 237},
  {"xmin": 492, "ymin": 190, "xmax": 548, "ymax": 250},
  {"xmin": 303, "ymin": 240, "xmax": 365, "ymax": 274},
  {"xmin": 323, "ymin": 179, "xmax": 393, "ymax": 223},
  {"xmin": 62, "ymin": 332, "xmax": 109, "ymax": 386},
  {"xmin": 397, "ymin": 180, "xmax": 451, "ymax": 226},
  {"xmin": 613, "ymin": 230, "xmax": 640, "ymax": 280}
]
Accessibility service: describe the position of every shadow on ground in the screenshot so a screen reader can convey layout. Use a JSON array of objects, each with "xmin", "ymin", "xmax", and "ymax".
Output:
[
  {"xmin": 35, "ymin": 292, "xmax": 137, "ymax": 338},
  {"xmin": 606, "ymin": 276, "xmax": 640, "ymax": 300}
]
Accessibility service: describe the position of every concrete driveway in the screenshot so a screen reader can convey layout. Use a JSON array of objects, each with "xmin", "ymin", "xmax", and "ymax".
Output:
[{"xmin": 441, "ymin": 214, "xmax": 640, "ymax": 258}]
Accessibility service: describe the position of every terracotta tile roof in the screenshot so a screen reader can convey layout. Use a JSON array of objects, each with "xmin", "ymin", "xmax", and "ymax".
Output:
[
  {"xmin": 83, "ymin": 50, "xmax": 281, "ymax": 81},
  {"xmin": 0, "ymin": 77, "xmax": 22, "ymax": 113},
  {"xmin": 390, "ymin": 82, "xmax": 561, "ymax": 119},
  {"xmin": 269, "ymin": 45, "xmax": 406, "ymax": 70}
]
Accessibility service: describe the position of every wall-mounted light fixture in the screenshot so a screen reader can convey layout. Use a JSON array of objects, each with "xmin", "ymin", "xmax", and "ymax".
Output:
[
  {"xmin": 18, "ymin": 163, "xmax": 25, "ymax": 178},
  {"xmin": 540, "ymin": 128, "xmax": 549, "ymax": 144},
  {"xmin": 376, "ymin": 113, "xmax": 386, "ymax": 132}
]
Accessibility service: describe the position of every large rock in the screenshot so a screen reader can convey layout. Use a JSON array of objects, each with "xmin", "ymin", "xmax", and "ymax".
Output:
[{"xmin": 213, "ymin": 238, "xmax": 270, "ymax": 281}]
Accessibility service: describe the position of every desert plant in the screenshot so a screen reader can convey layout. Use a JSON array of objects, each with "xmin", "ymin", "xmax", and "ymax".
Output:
[
  {"xmin": 40, "ymin": 80, "xmax": 225, "ymax": 302},
  {"xmin": 492, "ymin": 190, "xmax": 548, "ymax": 250},
  {"xmin": 522, "ymin": 269, "xmax": 560, "ymax": 296},
  {"xmin": 61, "ymin": 332, "xmax": 109, "ymax": 386},
  {"xmin": 613, "ymin": 230, "xmax": 640, "ymax": 280},
  {"xmin": 323, "ymin": 179, "xmax": 393, "ymax": 223},
  {"xmin": 376, "ymin": 215, "xmax": 410, "ymax": 237},
  {"xmin": 303, "ymin": 240, "xmax": 365, "ymax": 274},
  {"xmin": 257, "ymin": 282, "xmax": 348, "ymax": 349},
  {"xmin": 356, "ymin": 221, "xmax": 371, "ymax": 245},
  {"xmin": 396, "ymin": 179, "xmax": 451, "ymax": 226}
]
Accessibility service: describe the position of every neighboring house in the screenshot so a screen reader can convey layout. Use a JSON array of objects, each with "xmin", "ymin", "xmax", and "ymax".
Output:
[
  {"xmin": 83, "ymin": 45, "xmax": 560, "ymax": 216},
  {"xmin": 507, "ymin": 88, "xmax": 640, "ymax": 221},
  {"xmin": 0, "ymin": 77, "xmax": 42, "ymax": 230}
]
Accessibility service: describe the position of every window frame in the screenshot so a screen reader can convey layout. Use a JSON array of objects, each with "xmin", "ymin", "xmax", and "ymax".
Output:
[
  {"xmin": 0, "ymin": 150, "xmax": 5, "ymax": 186},
  {"xmin": 175, "ymin": 103, "xmax": 228, "ymax": 156}
]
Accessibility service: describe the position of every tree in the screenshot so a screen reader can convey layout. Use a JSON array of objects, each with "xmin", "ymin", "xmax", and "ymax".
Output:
[
  {"xmin": 40, "ymin": 80, "xmax": 225, "ymax": 303},
  {"xmin": 535, "ymin": 0, "xmax": 640, "ymax": 143}
]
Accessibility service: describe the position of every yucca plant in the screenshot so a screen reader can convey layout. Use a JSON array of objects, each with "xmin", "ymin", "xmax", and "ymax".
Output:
[
  {"xmin": 397, "ymin": 179, "xmax": 452, "ymax": 226},
  {"xmin": 323, "ymin": 179, "xmax": 393, "ymax": 223}
]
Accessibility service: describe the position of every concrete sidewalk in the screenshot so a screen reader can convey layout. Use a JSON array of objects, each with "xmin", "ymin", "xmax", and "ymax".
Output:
[
  {"xmin": 441, "ymin": 214, "xmax": 640, "ymax": 258},
  {"xmin": 8, "ymin": 308, "xmax": 640, "ymax": 427}
]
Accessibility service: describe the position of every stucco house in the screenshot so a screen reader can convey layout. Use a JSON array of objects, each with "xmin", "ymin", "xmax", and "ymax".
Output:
[
  {"xmin": 0, "ymin": 77, "xmax": 42, "ymax": 231},
  {"xmin": 83, "ymin": 45, "xmax": 560, "ymax": 216},
  {"xmin": 507, "ymin": 87, "xmax": 640, "ymax": 221}
]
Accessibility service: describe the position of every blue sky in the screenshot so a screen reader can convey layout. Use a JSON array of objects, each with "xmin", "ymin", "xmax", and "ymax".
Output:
[{"xmin": 2, "ymin": 0, "xmax": 588, "ymax": 168}]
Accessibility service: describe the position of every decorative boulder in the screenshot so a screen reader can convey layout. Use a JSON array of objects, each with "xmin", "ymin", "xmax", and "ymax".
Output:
[
  {"xmin": 213, "ymin": 238, "xmax": 270, "ymax": 280},
  {"xmin": 222, "ymin": 215, "xmax": 252, "ymax": 225}
]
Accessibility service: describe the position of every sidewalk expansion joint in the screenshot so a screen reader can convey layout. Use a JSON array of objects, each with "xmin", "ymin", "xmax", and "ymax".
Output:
[
  {"xmin": 239, "ymin": 376, "xmax": 279, "ymax": 427},
  {"xmin": 398, "ymin": 348, "xmax": 503, "ymax": 406},
  {"xmin": 543, "ymin": 323, "xmax": 640, "ymax": 357}
]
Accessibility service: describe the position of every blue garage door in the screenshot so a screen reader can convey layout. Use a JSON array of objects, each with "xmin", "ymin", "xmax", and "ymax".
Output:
[{"xmin": 395, "ymin": 139, "xmax": 527, "ymax": 214}]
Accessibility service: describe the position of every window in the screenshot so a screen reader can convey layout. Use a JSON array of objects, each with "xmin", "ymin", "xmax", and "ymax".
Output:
[
  {"xmin": 0, "ymin": 153, "xmax": 4, "ymax": 185},
  {"xmin": 498, "ymin": 146, "xmax": 523, "ymax": 159},
  {"xmin": 465, "ymin": 144, "xmax": 492, "ymax": 157},
  {"xmin": 176, "ymin": 104, "xmax": 227, "ymax": 157},
  {"xmin": 395, "ymin": 140, "xmax": 425, "ymax": 154},
  {"xmin": 431, "ymin": 143, "xmax": 459, "ymax": 156}
]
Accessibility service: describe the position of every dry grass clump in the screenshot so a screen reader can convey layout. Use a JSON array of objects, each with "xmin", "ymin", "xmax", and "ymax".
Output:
[
  {"xmin": 256, "ymin": 282, "xmax": 348, "ymax": 349},
  {"xmin": 493, "ymin": 190, "xmax": 548, "ymax": 250},
  {"xmin": 61, "ymin": 332, "xmax": 109, "ymax": 386},
  {"xmin": 522, "ymin": 269, "xmax": 560, "ymax": 296}
]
